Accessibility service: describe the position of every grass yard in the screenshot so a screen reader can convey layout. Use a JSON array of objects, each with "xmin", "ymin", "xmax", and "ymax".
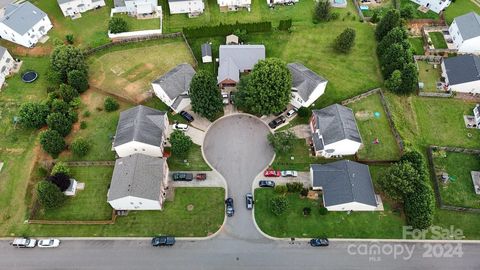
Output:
[
  {"xmin": 444, "ymin": 0, "xmax": 480, "ymax": 24},
  {"xmin": 400, "ymin": 0, "xmax": 440, "ymax": 19},
  {"xmin": 417, "ymin": 60, "xmax": 442, "ymax": 92},
  {"xmin": 167, "ymin": 145, "xmax": 212, "ymax": 171},
  {"xmin": 434, "ymin": 151, "xmax": 480, "ymax": 209},
  {"xmin": 409, "ymin": 37, "xmax": 425, "ymax": 55},
  {"xmin": 113, "ymin": 14, "xmax": 161, "ymax": 31},
  {"xmin": 347, "ymin": 93, "xmax": 401, "ymax": 160},
  {"xmin": 428, "ymin": 32, "xmax": 448, "ymax": 49}
]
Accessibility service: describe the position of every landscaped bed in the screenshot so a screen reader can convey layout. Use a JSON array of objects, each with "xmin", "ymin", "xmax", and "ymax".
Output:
[
  {"xmin": 428, "ymin": 32, "xmax": 448, "ymax": 49},
  {"xmin": 416, "ymin": 60, "xmax": 443, "ymax": 92}
]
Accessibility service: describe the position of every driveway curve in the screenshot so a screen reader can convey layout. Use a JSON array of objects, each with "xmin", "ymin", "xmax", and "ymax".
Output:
[{"xmin": 203, "ymin": 114, "xmax": 274, "ymax": 241}]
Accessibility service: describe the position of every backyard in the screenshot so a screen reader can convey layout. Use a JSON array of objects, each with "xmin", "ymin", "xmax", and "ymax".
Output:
[
  {"xmin": 444, "ymin": 0, "xmax": 480, "ymax": 24},
  {"xmin": 113, "ymin": 14, "xmax": 161, "ymax": 32},
  {"xmin": 428, "ymin": 32, "xmax": 448, "ymax": 49},
  {"xmin": 417, "ymin": 60, "xmax": 443, "ymax": 92},
  {"xmin": 408, "ymin": 37, "xmax": 425, "ymax": 55},
  {"xmin": 400, "ymin": 0, "xmax": 439, "ymax": 19}
]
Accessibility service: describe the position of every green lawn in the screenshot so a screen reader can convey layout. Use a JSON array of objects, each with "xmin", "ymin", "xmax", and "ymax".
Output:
[
  {"xmin": 434, "ymin": 151, "xmax": 480, "ymax": 209},
  {"xmin": 400, "ymin": 0, "xmax": 440, "ymax": 19},
  {"xmin": 113, "ymin": 14, "xmax": 161, "ymax": 31},
  {"xmin": 428, "ymin": 32, "xmax": 448, "ymax": 49},
  {"xmin": 445, "ymin": 0, "xmax": 480, "ymax": 24},
  {"xmin": 167, "ymin": 145, "xmax": 212, "ymax": 171},
  {"xmin": 347, "ymin": 93, "xmax": 401, "ymax": 160},
  {"xmin": 417, "ymin": 60, "xmax": 442, "ymax": 92},
  {"xmin": 409, "ymin": 37, "xmax": 425, "ymax": 55}
]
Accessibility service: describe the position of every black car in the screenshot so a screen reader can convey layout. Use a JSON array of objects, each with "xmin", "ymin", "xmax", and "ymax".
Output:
[
  {"xmin": 179, "ymin": 111, "xmax": 194, "ymax": 122},
  {"xmin": 268, "ymin": 116, "xmax": 286, "ymax": 129},
  {"xmin": 310, "ymin": 238, "xmax": 329, "ymax": 247},
  {"xmin": 152, "ymin": 236, "xmax": 175, "ymax": 247},
  {"xmin": 246, "ymin": 193, "xmax": 254, "ymax": 210},
  {"xmin": 172, "ymin": 173, "xmax": 193, "ymax": 181},
  {"xmin": 259, "ymin": 180, "xmax": 275, "ymax": 188},
  {"xmin": 225, "ymin": 197, "xmax": 234, "ymax": 217}
]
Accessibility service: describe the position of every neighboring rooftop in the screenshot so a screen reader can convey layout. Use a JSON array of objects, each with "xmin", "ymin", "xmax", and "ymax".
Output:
[
  {"xmin": 201, "ymin": 43, "xmax": 212, "ymax": 57},
  {"xmin": 311, "ymin": 160, "xmax": 377, "ymax": 207},
  {"xmin": 226, "ymin": 34, "xmax": 239, "ymax": 45},
  {"xmin": 114, "ymin": 0, "xmax": 126, "ymax": 7},
  {"xmin": 113, "ymin": 105, "xmax": 167, "ymax": 147},
  {"xmin": 312, "ymin": 104, "xmax": 362, "ymax": 146},
  {"xmin": 0, "ymin": 46, "xmax": 7, "ymax": 58},
  {"xmin": 0, "ymin": 2, "xmax": 48, "ymax": 35},
  {"xmin": 453, "ymin": 12, "xmax": 480, "ymax": 40},
  {"xmin": 152, "ymin": 63, "xmax": 195, "ymax": 100},
  {"xmin": 288, "ymin": 62, "xmax": 327, "ymax": 101},
  {"xmin": 444, "ymin": 54, "xmax": 480, "ymax": 85},
  {"xmin": 217, "ymin": 45, "xmax": 265, "ymax": 84}
]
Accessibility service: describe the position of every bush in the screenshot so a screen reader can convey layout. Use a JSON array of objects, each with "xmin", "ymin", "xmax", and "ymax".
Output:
[
  {"xmin": 59, "ymin": 83, "xmax": 78, "ymax": 103},
  {"xmin": 183, "ymin": 21, "xmax": 272, "ymax": 38},
  {"xmin": 50, "ymin": 99, "xmax": 70, "ymax": 115},
  {"xmin": 297, "ymin": 107, "xmax": 311, "ymax": 118},
  {"xmin": 313, "ymin": 0, "xmax": 332, "ymax": 22},
  {"xmin": 109, "ymin": 17, "xmax": 128, "ymax": 34},
  {"xmin": 278, "ymin": 19, "xmax": 292, "ymax": 31},
  {"xmin": 50, "ymin": 45, "xmax": 87, "ymax": 82},
  {"xmin": 39, "ymin": 130, "xmax": 65, "ymax": 158},
  {"xmin": 378, "ymin": 161, "xmax": 420, "ymax": 201},
  {"xmin": 286, "ymin": 182, "xmax": 303, "ymax": 193},
  {"xmin": 36, "ymin": 180, "xmax": 66, "ymax": 209},
  {"xmin": 71, "ymin": 137, "xmax": 91, "ymax": 157},
  {"xmin": 303, "ymin": 207, "xmax": 312, "ymax": 216},
  {"xmin": 65, "ymin": 34, "xmax": 74, "ymax": 44},
  {"xmin": 67, "ymin": 69, "xmax": 89, "ymax": 93},
  {"xmin": 18, "ymin": 102, "xmax": 50, "ymax": 129},
  {"xmin": 267, "ymin": 131, "xmax": 297, "ymax": 154},
  {"xmin": 319, "ymin": 206, "xmax": 329, "ymax": 215},
  {"xmin": 83, "ymin": 110, "xmax": 91, "ymax": 117},
  {"xmin": 80, "ymin": 121, "xmax": 87, "ymax": 129},
  {"xmin": 51, "ymin": 161, "xmax": 70, "ymax": 176},
  {"xmin": 334, "ymin": 28, "xmax": 356, "ymax": 53},
  {"xmin": 270, "ymin": 196, "xmax": 289, "ymax": 216},
  {"xmin": 400, "ymin": 150, "xmax": 426, "ymax": 175},
  {"xmin": 300, "ymin": 188, "xmax": 309, "ymax": 197},
  {"xmin": 404, "ymin": 182, "xmax": 435, "ymax": 230},
  {"xmin": 48, "ymin": 172, "xmax": 71, "ymax": 192},
  {"xmin": 104, "ymin": 97, "xmax": 119, "ymax": 112},
  {"xmin": 233, "ymin": 28, "xmax": 247, "ymax": 42},
  {"xmin": 47, "ymin": 112, "xmax": 73, "ymax": 137},
  {"xmin": 170, "ymin": 130, "xmax": 193, "ymax": 158},
  {"xmin": 274, "ymin": 185, "xmax": 288, "ymax": 194}
]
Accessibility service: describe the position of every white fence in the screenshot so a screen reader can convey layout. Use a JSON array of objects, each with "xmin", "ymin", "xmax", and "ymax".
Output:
[{"xmin": 108, "ymin": 6, "xmax": 162, "ymax": 40}]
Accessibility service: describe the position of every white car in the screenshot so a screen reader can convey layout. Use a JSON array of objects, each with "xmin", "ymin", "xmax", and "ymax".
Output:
[
  {"xmin": 222, "ymin": 93, "xmax": 229, "ymax": 105},
  {"xmin": 12, "ymin": 238, "xmax": 36, "ymax": 248},
  {"xmin": 281, "ymin": 170, "xmax": 298, "ymax": 177},
  {"xmin": 286, "ymin": 109, "xmax": 297, "ymax": 118},
  {"xmin": 172, "ymin": 123, "xmax": 189, "ymax": 131},
  {"xmin": 37, "ymin": 239, "xmax": 60, "ymax": 248}
]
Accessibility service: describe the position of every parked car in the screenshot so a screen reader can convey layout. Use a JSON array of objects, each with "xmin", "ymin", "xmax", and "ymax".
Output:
[
  {"xmin": 195, "ymin": 173, "xmax": 207, "ymax": 180},
  {"xmin": 37, "ymin": 239, "xmax": 60, "ymax": 248},
  {"xmin": 12, "ymin": 238, "xmax": 36, "ymax": 248},
  {"xmin": 286, "ymin": 108, "xmax": 297, "ymax": 118},
  {"xmin": 259, "ymin": 180, "xmax": 275, "ymax": 188},
  {"xmin": 222, "ymin": 93, "xmax": 229, "ymax": 105},
  {"xmin": 264, "ymin": 169, "xmax": 281, "ymax": 177},
  {"xmin": 179, "ymin": 111, "xmax": 194, "ymax": 122},
  {"xmin": 152, "ymin": 236, "xmax": 175, "ymax": 247},
  {"xmin": 246, "ymin": 193, "xmax": 254, "ymax": 210},
  {"xmin": 172, "ymin": 123, "xmax": 189, "ymax": 131},
  {"xmin": 172, "ymin": 173, "xmax": 193, "ymax": 181},
  {"xmin": 281, "ymin": 170, "xmax": 298, "ymax": 177},
  {"xmin": 310, "ymin": 238, "xmax": 329, "ymax": 247},
  {"xmin": 268, "ymin": 116, "xmax": 286, "ymax": 129},
  {"xmin": 225, "ymin": 197, "xmax": 234, "ymax": 217}
]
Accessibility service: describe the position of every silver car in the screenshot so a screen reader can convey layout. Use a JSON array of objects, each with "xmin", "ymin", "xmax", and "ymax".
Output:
[{"xmin": 281, "ymin": 170, "xmax": 298, "ymax": 177}]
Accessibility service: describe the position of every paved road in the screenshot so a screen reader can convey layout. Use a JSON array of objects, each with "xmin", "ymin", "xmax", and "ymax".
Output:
[{"xmin": 203, "ymin": 114, "xmax": 274, "ymax": 240}]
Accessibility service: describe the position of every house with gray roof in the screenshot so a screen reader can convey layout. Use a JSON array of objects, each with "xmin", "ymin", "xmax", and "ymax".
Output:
[
  {"xmin": 409, "ymin": 0, "xmax": 450, "ymax": 14},
  {"xmin": 113, "ymin": 105, "xmax": 168, "ymax": 158},
  {"xmin": 112, "ymin": 0, "xmax": 159, "ymax": 16},
  {"xmin": 288, "ymin": 63, "xmax": 328, "ymax": 108},
  {"xmin": 441, "ymin": 54, "xmax": 480, "ymax": 93},
  {"xmin": 0, "ymin": 1, "xmax": 52, "ymax": 48},
  {"xmin": 0, "ymin": 46, "xmax": 14, "ymax": 87},
  {"xmin": 310, "ymin": 104, "xmax": 362, "ymax": 158},
  {"xmin": 310, "ymin": 160, "xmax": 379, "ymax": 211},
  {"xmin": 217, "ymin": 44, "xmax": 265, "ymax": 87},
  {"xmin": 108, "ymin": 154, "xmax": 169, "ymax": 210},
  {"xmin": 201, "ymin": 43, "xmax": 212, "ymax": 63},
  {"xmin": 57, "ymin": 0, "xmax": 106, "ymax": 17},
  {"xmin": 449, "ymin": 12, "xmax": 480, "ymax": 54},
  {"xmin": 151, "ymin": 63, "xmax": 196, "ymax": 112}
]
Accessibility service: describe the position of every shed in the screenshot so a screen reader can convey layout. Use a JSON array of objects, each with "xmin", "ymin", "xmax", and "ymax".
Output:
[{"xmin": 201, "ymin": 43, "xmax": 212, "ymax": 63}]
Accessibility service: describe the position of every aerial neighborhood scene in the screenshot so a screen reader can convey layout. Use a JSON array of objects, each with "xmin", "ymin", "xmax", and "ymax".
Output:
[{"xmin": 0, "ymin": 0, "xmax": 480, "ymax": 267}]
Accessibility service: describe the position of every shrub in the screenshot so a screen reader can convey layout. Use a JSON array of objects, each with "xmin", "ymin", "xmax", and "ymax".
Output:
[
  {"xmin": 313, "ymin": 0, "xmax": 332, "ymax": 22},
  {"xmin": 404, "ymin": 182, "xmax": 435, "ymax": 230},
  {"xmin": 270, "ymin": 196, "xmax": 289, "ymax": 216},
  {"xmin": 50, "ymin": 45, "xmax": 87, "ymax": 82},
  {"xmin": 46, "ymin": 112, "xmax": 73, "ymax": 137},
  {"xmin": 48, "ymin": 172, "xmax": 71, "ymax": 192},
  {"xmin": 59, "ymin": 83, "xmax": 78, "ymax": 103},
  {"xmin": 274, "ymin": 185, "xmax": 288, "ymax": 194},
  {"xmin": 104, "ymin": 97, "xmax": 119, "ymax": 112},
  {"xmin": 83, "ymin": 110, "xmax": 91, "ymax": 117},
  {"xmin": 400, "ymin": 150, "xmax": 425, "ymax": 175},
  {"xmin": 50, "ymin": 99, "xmax": 70, "ymax": 115},
  {"xmin": 297, "ymin": 107, "xmax": 311, "ymax": 118},
  {"xmin": 300, "ymin": 188, "xmax": 309, "ymax": 197},
  {"xmin": 319, "ymin": 206, "xmax": 328, "ymax": 215},
  {"xmin": 80, "ymin": 121, "xmax": 87, "ymax": 129},
  {"xmin": 39, "ymin": 129, "xmax": 65, "ymax": 158},
  {"xmin": 278, "ymin": 19, "xmax": 292, "ymax": 31},
  {"xmin": 71, "ymin": 138, "xmax": 90, "ymax": 157},
  {"xmin": 36, "ymin": 180, "xmax": 66, "ymax": 209},
  {"xmin": 67, "ymin": 69, "xmax": 89, "ymax": 93},
  {"xmin": 334, "ymin": 28, "xmax": 356, "ymax": 53},
  {"xmin": 51, "ymin": 161, "xmax": 70, "ymax": 176},
  {"xmin": 109, "ymin": 17, "xmax": 128, "ymax": 34},
  {"xmin": 18, "ymin": 102, "xmax": 50, "ymax": 129},
  {"xmin": 170, "ymin": 130, "xmax": 193, "ymax": 158},
  {"xmin": 286, "ymin": 182, "xmax": 303, "ymax": 193},
  {"xmin": 378, "ymin": 161, "xmax": 420, "ymax": 201},
  {"xmin": 303, "ymin": 207, "xmax": 312, "ymax": 216},
  {"xmin": 65, "ymin": 34, "xmax": 74, "ymax": 44}
]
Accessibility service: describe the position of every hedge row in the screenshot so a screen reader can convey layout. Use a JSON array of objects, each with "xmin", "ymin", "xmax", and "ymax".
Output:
[{"xmin": 183, "ymin": 21, "xmax": 272, "ymax": 38}]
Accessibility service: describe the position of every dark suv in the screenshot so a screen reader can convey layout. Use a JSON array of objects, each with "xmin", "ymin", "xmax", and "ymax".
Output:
[
  {"xmin": 152, "ymin": 236, "xmax": 175, "ymax": 246},
  {"xmin": 172, "ymin": 173, "xmax": 193, "ymax": 181},
  {"xmin": 225, "ymin": 197, "xmax": 234, "ymax": 217},
  {"xmin": 268, "ymin": 116, "xmax": 286, "ymax": 129},
  {"xmin": 179, "ymin": 111, "xmax": 194, "ymax": 122}
]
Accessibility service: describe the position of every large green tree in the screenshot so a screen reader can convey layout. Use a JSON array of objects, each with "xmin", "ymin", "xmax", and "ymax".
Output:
[
  {"xmin": 404, "ymin": 181, "xmax": 435, "ymax": 229},
  {"xmin": 170, "ymin": 130, "xmax": 193, "ymax": 158},
  {"xmin": 334, "ymin": 28, "xmax": 356, "ymax": 53},
  {"xmin": 400, "ymin": 62, "xmax": 419, "ymax": 94},
  {"xmin": 67, "ymin": 69, "xmax": 89, "ymax": 93},
  {"xmin": 18, "ymin": 102, "xmax": 50, "ymax": 129},
  {"xmin": 50, "ymin": 45, "xmax": 87, "ymax": 81},
  {"xmin": 36, "ymin": 180, "xmax": 66, "ymax": 209},
  {"xmin": 47, "ymin": 112, "xmax": 73, "ymax": 137},
  {"xmin": 267, "ymin": 131, "xmax": 297, "ymax": 154},
  {"xmin": 377, "ymin": 27, "xmax": 408, "ymax": 57},
  {"xmin": 313, "ymin": 0, "xmax": 332, "ymax": 23},
  {"xmin": 58, "ymin": 83, "xmax": 79, "ymax": 103},
  {"xmin": 39, "ymin": 129, "xmax": 66, "ymax": 158},
  {"xmin": 385, "ymin": 70, "xmax": 403, "ymax": 93},
  {"xmin": 189, "ymin": 70, "xmax": 223, "ymax": 121},
  {"xmin": 380, "ymin": 42, "xmax": 412, "ymax": 78},
  {"xmin": 375, "ymin": 9, "xmax": 401, "ymax": 41},
  {"xmin": 378, "ymin": 161, "xmax": 420, "ymax": 201}
]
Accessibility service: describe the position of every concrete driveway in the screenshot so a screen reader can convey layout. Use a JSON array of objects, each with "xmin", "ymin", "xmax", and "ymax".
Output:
[
  {"xmin": 203, "ymin": 114, "xmax": 274, "ymax": 240},
  {"xmin": 169, "ymin": 171, "xmax": 225, "ymax": 188}
]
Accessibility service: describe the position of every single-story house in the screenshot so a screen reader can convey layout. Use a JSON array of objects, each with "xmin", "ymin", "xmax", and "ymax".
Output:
[
  {"xmin": 310, "ymin": 160, "xmax": 379, "ymax": 211},
  {"xmin": 441, "ymin": 54, "xmax": 480, "ymax": 93},
  {"xmin": 288, "ymin": 62, "xmax": 328, "ymax": 108},
  {"xmin": 0, "ymin": 2, "xmax": 53, "ymax": 48},
  {"xmin": 217, "ymin": 0, "xmax": 251, "ymax": 11},
  {"xmin": 151, "ymin": 63, "xmax": 196, "ymax": 112},
  {"xmin": 226, "ymin": 34, "xmax": 239, "ymax": 45},
  {"xmin": 267, "ymin": 0, "xmax": 298, "ymax": 6},
  {"xmin": 217, "ymin": 45, "xmax": 265, "ymax": 87},
  {"xmin": 310, "ymin": 104, "xmax": 362, "ymax": 158},
  {"xmin": 112, "ymin": 0, "xmax": 158, "ymax": 16},
  {"xmin": 201, "ymin": 43, "xmax": 212, "ymax": 63},
  {"xmin": 57, "ymin": 0, "xmax": 106, "ymax": 17},
  {"xmin": 0, "ymin": 46, "xmax": 14, "ymax": 87},
  {"xmin": 113, "ymin": 105, "xmax": 168, "ymax": 158},
  {"xmin": 108, "ymin": 154, "xmax": 169, "ymax": 211},
  {"xmin": 449, "ymin": 12, "xmax": 480, "ymax": 55},
  {"xmin": 168, "ymin": 0, "xmax": 204, "ymax": 16},
  {"xmin": 409, "ymin": 0, "xmax": 450, "ymax": 14}
]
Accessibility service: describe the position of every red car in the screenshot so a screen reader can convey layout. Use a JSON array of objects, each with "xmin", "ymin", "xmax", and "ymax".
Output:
[
  {"xmin": 264, "ymin": 169, "xmax": 281, "ymax": 177},
  {"xmin": 195, "ymin": 173, "xmax": 207, "ymax": 180}
]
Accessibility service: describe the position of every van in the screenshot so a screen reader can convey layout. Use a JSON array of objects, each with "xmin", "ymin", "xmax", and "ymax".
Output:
[{"xmin": 12, "ymin": 238, "xmax": 36, "ymax": 248}]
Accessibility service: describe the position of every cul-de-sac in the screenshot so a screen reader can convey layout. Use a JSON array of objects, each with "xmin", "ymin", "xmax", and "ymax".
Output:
[{"xmin": 0, "ymin": 0, "xmax": 480, "ymax": 268}]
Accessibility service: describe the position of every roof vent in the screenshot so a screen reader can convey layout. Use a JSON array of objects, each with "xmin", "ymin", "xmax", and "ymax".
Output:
[{"xmin": 32, "ymin": 10, "xmax": 37, "ymax": 14}]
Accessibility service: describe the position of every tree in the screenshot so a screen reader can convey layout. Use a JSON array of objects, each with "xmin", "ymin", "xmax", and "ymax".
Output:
[
  {"xmin": 189, "ymin": 70, "xmax": 224, "ymax": 121},
  {"xmin": 400, "ymin": 150, "xmax": 425, "ymax": 175},
  {"xmin": 51, "ymin": 161, "xmax": 70, "ymax": 176},
  {"xmin": 385, "ymin": 70, "xmax": 403, "ymax": 93},
  {"xmin": 380, "ymin": 43, "xmax": 412, "ymax": 78},
  {"xmin": 48, "ymin": 172, "xmax": 71, "ymax": 192},
  {"xmin": 50, "ymin": 99, "xmax": 70, "ymax": 115},
  {"xmin": 67, "ymin": 69, "xmax": 89, "ymax": 93},
  {"xmin": 400, "ymin": 5, "xmax": 415, "ymax": 19},
  {"xmin": 378, "ymin": 162, "xmax": 419, "ymax": 201},
  {"xmin": 270, "ymin": 196, "xmax": 289, "ymax": 216},
  {"xmin": 233, "ymin": 28, "xmax": 247, "ymax": 42},
  {"xmin": 267, "ymin": 131, "xmax": 297, "ymax": 154},
  {"xmin": 104, "ymin": 97, "xmax": 119, "ymax": 112},
  {"xmin": 274, "ymin": 185, "xmax": 288, "ymax": 194},
  {"xmin": 286, "ymin": 182, "xmax": 304, "ymax": 193},
  {"xmin": 334, "ymin": 28, "xmax": 356, "ymax": 53},
  {"xmin": 39, "ymin": 130, "xmax": 65, "ymax": 158},
  {"xmin": 400, "ymin": 62, "xmax": 418, "ymax": 94},
  {"xmin": 71, "ymin": 137, "xmax": 90, "ymax": 157},
  {"xmin": 170, "ymin": 130, "xmax": 193, "ymax": 158},
  {"xmin": 319, "ymin": 206, "xmax": 329, "ymax": 215},
  {"xmin": 313, "ymin": 0, "xmax": 332, "ymax": 23},
  {"xmin": 297, "ymin": 107, "xmax": 311, "ymax": 118},
  {"xmin": 18, "ymin": 102, "xmax": 50, "ymax": 129},
  {"xmin": 375, "ymin": 9, "xmax": 401, "ymax": 41},
  {"xmin": 370, "ymin": 9, "xmax": 381, "ymax": 23},
  {"xmin": 58, "ymin": 83, "xmax": 78, "ymax": 103},
  {"xmin": 109, "ymin": 17, "xmax": 128, "ymax": 34},
  {"xmin": 237, "ymin": 58, "xmax": 292, "ymax": 115},
  {"xmin": 47, "ymin": 112, "xmax": 72, "ymax": 137},
  {"xmin": 37, "ymin": 180, "xmax": 66, "ymax": 209},
  {"xmin": 404, "ymin": 181, "xmax": 435, "ymax": 229},
  {"xmin": 50, "ymin": 45, "xmax": 87, "ymax": 81},
  {"xmin": 377, "ymin": 27, "xmax": 408, "ymax": 57}
]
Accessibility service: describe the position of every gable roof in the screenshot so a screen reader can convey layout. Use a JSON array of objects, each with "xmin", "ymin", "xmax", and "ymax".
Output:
[
  {"xmin": 217, "ymin": 45, "xmax": 265, "ymax": 84},
  {"xmin": 152, "ymin": 63, "xmax": 195, "ymax": 100},
  {"xmin": 108, "ymin": 154, "xmax": 166, "ymax": 201},
  {"xmin": 454, "ymin": 12, "xmax": 480, "ymax": 40},
  {"xmin": 311, "ymin": 160, "xmax": 377, "ymax": 207},
  {"xmin": 288, "ymin": 62, "xmax": 327, "ymax": 101},
  {"xmin": 443, "ymin": 54, "xmax": 480, "ymax": 85},
  {"xmin": 312, "ymin": 104, "xmax": 362, "ymax": 146},
  {"xmin": 226, "ymin": 34, "xmax": 239, "ymax": 44},
  {"xmin": 0, "ymin": 2, "xmax": 48, "ymax": 36},
  {"xmin": 113, "ymin": 105, "xmax": 167, "ymax": 147},
  {"xmin": 201, "ymin": 43, "xmax": 212, "ymax": 57}
]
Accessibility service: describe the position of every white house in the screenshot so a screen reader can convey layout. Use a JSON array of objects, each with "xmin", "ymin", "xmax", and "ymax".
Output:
[
  {"xmin": 0, "ymin": 2, "xmax": 53, "ymax": 48},
  {"xmin": 310, "ymin": 104, "xmax": 362, "ymax": 158},
  {"xmin": 287, "ymin": 63, "xmax": 328, "ymax": 108},
  {"xmin": 113, "ymin": 0, "xmax": 159, "ymax": 16},
  {"xmin": 226, "ymin": 34, "xmax": 238, "ymax": 45},
  {"xmin": 108, "ymin": 154, "xmax": 169, "ymax": 211},
  {"xmin": 57, "ymin": 0, "xmax": 106, "ymax": 17},
  {"xmin": 168, "ymin": 0, "xmax": 204, "ymax": 16},
  {"xmin": 217, "ymin": 0, "xmax": 251, "ymax": 11},
  {"xmin": 201, "ymin": 43, "xmax": 212, "ymax": 63},
  {"xmin": 267, "ymin": 0, "xmax": 298, "ymax": 6},
  {"xmin": 0, "ymin": 46, "xmax": 14, "ymax": 87},
  {"xmin": 152, "ymin": 63, "xmax": 195, "ymax": 113},
  {"xmin": 310, "ymin": 160, "xmax": 379, "ymax": 211},
  {"xmin": 113, "ymin": 105, "xmax": 168, "ymax": 158},
  {"xmin": 441, "ymin": 54, "xmax": 480, "ymax": 93},
  {"xmin": 217, "ymin": 45, "xmax": 265, "ymax": 87},
  {"xmin": 409, "ymin": 0, "xmax": 450, "ymax": 13},
  {"xmin": 449, "ymin": 12, "xmax": 480, "ymax": 54}
]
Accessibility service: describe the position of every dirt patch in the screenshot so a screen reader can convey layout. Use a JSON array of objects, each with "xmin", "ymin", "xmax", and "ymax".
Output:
[
  {"xmin": 355, "ymin": 110, "xmax": 374, "ymax": 121},
  {"xmin": 11, "ymin": 45, "xmax": 52, "ymax": 57},
  {"xmin": 124, "ymin": 81, "xmax": 148, "ymax": 99},
  {"xmin": 126, "ymin": 63, "xmax": 154, "ymax": 82},
  {"xmin": 187, "ymin": 204, "xmax": 194, "ymax": 211}
]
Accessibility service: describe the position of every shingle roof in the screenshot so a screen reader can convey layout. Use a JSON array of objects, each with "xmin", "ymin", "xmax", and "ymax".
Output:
[
  {"xmin": 113, "ymin": 105, "xmax": 167, "ymax": 147},
  {"xmin": 444, "ymin": 55, "xmax": 480, "ymax": 85},
  {"xmin": 108, "ymin": 154, "xmax": 166, "ymax": 201},
  {"xmin": 454, "ymin": 12, "xmax": 480, "ymax": 40},
  {"xmin": 1, "ymin": 2, "xmax": 48, "ymax": 36},
  {"xmin": 152, "ymin": 63, "xmax": 195, "ymax": 100},
  {"xmin": 288, "ymin": 63, "xmax": 327, "ymax": 102},
  {"xmin": 311, "ymin": 160, "xmax": 377, "ymax": 207},
  {"xmin": 201, "ymin": 43, "xmax": 212, "ymax": 57},
  {"xmin": 217, "ymin": 45, "xmax": 265, "ymax": 84},
  {"xmin": 312, "ymin": 104, "xmax": 362, "ymax": 146},
  {"xmin": 0, "ymin": 46, "xmax": 7, "ymax": 59}
]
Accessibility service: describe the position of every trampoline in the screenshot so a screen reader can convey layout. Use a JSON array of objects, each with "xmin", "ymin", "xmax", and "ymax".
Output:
[{"xmin": 22, "ymin": 71, "xmax": 38, "ymax": 83}]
